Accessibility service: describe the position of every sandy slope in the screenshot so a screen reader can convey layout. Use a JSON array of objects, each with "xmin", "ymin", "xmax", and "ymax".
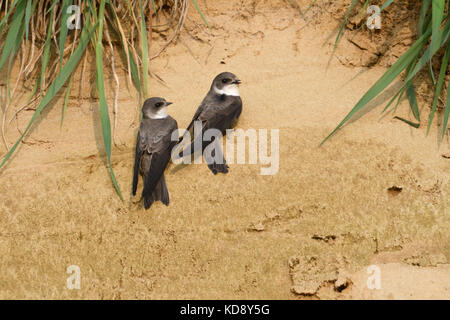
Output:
[{"xmin": 0, "ymin": 0, "xmax": 449, "ymax": 299}]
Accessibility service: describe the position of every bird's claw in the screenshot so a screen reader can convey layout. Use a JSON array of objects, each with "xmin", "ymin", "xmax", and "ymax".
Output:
[{"xmin": 208, "ymin": 163, "xmax": 229, "ymax": 175}]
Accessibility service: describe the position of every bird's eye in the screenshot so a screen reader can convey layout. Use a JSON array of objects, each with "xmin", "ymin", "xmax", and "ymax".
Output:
[
  {"xmin": 156, "ymin": 102, "xmax": 162, "ymax": 107},
  {"xmin": 222, "ymin": 79, "xmax": 229, "ymax": 84}
]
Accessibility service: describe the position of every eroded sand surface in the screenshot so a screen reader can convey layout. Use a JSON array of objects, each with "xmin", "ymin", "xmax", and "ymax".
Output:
[{"xmin": 0, "ymin": 0, "xmax": 449, "ymax": 299}]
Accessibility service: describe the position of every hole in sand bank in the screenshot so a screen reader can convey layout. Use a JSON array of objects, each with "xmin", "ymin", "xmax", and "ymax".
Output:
[{"xmin": 387, "ymin": 186, "xmax": 403, "ymax": 197}]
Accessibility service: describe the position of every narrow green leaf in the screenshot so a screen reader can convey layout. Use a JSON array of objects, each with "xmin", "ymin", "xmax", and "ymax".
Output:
[
  {"xmin": 138, "ymin": 0, "xmax": 149, "ymax": 99},
  {"xmin": 0, "ymin": 22, "xmax": 99, "ymax": 170},
  {"xmin": 321, "ymin": 27, "xmax": 433, "ymax": 145},
  {"xmin": 191, "ymin": 0, "xmax": 210, "ymax": 28},
  {"xmin": 387, "ymin": 18, "xmax": 450, "ymax": 114},
  {"xmin": 304, "ymin": 0, "xmax": 318, "ymax": 16},
  {"xmin": 442, "ymin": 70, "xmax": 450, "ymax": 138},
  {"xmin": 335, "ymin": 0, "xmax": 358, "ymax": 48},
  {"xmin": 381, "ymin": 88, "xmax": 404, "ymax": 114},
  {"xmin": 95, "ymin": 0, "xmax": 124, "ymax": 200},
  {"xmin": 128, "ymin": 48, "xmax": 141, "ymax": 95},
  {"xmin": 427, "ymin": 1, "xmax": 445, "ymax": 85},
  {"xmin": 431, "ymin": 0, "xmax": 445, "ymax": 54},
  {"xmin": 61, "ymin": 75, "xmax": 73, "ymax": 127},
  {"xmin": 45, "ymin": 0, "xmax": 58, "ymax": 15},
  {"xmin": 406, "ymin": 81, "xmax": 420, "ymax": 122},
  {"xmin": 390, "ymin": 61, "xmax": 420, "ymax": 116},
  {"xmin": 393, "ymin": 116, "xmax": 420, "ymax": 128},
  {"xmin": 24, "ymin": 0, "xmax": 32, "ymax": 40},
  {"xmin": 6, "ymin": 53, "xmax": 13, "ymax": 103},
  {"xmin": 380, "ymin": 0, "xmax": 394, "ymax": 11},
  {"xmin": 323, "ymin": 17, "xmax": 450, "ymax": 145},
  {"xmin": 419, "ymin": 0, "xmax": 432, "ymax": 36},
  {"xmin": 359, "ymin": 0, "xmax": 370, "ymax": 19},
  {"xmin": 0, "ymin": 0, "xmax": 26, "ymax": 71},
  {"xmin": 429, "ymin": 61, "xmax": 436, "ymax": 85},
  {"xmin": 404, "ymin": 60, "xmax": 421, "ymax": 121},
  {"xmin": 3, "ymin": 5, "xmax": 25, "ymax": 108},
  {"xmin": 0, "ymin": 0, "xmax": 20, "ymax": 34},
  {"xmin": 40, "ymin": 1, "xmax": 57, "ymax": 91},
  {"xmin": 427, "ymin": 41, "xmax": 450, "ymax": 134},
  {"xmin": 59, "ymin": 0, "xmax": 72, "ymax": 70},
  {"xmin": 405, "ymin": 17, "xmax": 450, "ymax": 84}
]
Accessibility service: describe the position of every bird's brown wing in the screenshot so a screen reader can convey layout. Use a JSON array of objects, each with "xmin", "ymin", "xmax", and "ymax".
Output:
[
  {"xmin": 141, "ymin": 120, "xmax": 178, "ymax": 206},
  {"xmin": 180, "ymin": 97, "xmax": 242, "ymax": 156},
  {"xmin": 132, "ymin": 125, "xmax": 147, "ymax": 196},
  {"xmin": 199, "ymin": 97, "xmax": 242, "ymax": 134}
]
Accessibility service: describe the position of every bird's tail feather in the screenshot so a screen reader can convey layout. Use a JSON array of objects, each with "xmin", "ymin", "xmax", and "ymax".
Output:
[{"xmin": 143, "ymin": 174, "xmax": 170, "ymax": 209}]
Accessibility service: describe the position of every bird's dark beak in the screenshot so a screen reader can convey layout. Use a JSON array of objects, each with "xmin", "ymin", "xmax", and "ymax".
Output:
[
  {"xmin": 165, "ymin": 101, "xmax": 173, "ymax": 106},
  {"xmin": 232, "ymin": 79, "xmax": 242, "ymax": 85}
]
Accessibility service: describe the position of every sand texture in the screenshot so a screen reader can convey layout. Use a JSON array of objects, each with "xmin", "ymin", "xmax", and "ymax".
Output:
[{"xmin": 0, "ymin": 0, "xmax": 449, "ymax": 299}]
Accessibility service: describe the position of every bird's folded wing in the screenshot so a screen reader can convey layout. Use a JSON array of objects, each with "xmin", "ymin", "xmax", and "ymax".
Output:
[
  {"xmin": 200, "ymin": 100, "xmax": 242, "ymax": 133},
  {"xmin": 142, "ymin": 128, "xmax": 177, "ymax": 199},
  {"xmin": 132, "ymin": 133, "xmax": 144, "ymax": 195}
]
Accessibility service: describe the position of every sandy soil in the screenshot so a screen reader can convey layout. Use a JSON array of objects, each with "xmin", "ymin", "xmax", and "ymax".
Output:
[{"xmin": 0, "ymin": 0, "xmax": 449, "ymax": 299}]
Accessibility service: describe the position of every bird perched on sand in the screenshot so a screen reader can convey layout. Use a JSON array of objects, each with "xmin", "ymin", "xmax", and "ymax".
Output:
[
  {"xmin": 178, "ymin": 72, "xmax": 242, "ymax": 174},
  {"xmin": 133, "ymin": 97, "xmax": 178, "ymax": 209}
]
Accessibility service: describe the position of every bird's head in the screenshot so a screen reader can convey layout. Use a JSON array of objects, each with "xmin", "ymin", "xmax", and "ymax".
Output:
[
  {"xmin": 142, "ymin": 97, "xmax": 173, "ymax": 119},
  {"xmin": 211, "ymin": 72, "xmax": 241, "ymax": 96}
]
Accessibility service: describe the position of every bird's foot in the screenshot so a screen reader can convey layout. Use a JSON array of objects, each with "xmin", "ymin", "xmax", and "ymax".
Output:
[{"xmin": 208, "ymin": 162, "xmax": 229, "ymax": 175}]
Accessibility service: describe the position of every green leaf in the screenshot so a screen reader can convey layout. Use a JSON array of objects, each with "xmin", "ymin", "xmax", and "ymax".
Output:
[
  {"xmin": 406, "ymin": 81, "xmax": 420, "ymax": 122},
  {"xmin": 0, "ymin": 0, "xmax": 20, "ymax": 34},
  {"xmin": 24, "ymin": 0, "xmax": 32, "ymax": 40},
  {"xmin": 128, "ymin": 48, "xmax": 142, "ymax": 95},
  {"xmin": 389, "ymin": 61, "xmax": 420, "ymax": 116},
  {"xmin": 419, "ymin": 0, "xmax": 432, "ymax": 37},
  {"xmin": 321, "ymin": 27, "xmax": 433, "ymax": 145},
  {"xmin": 40, "ymin": 0, "xmax": 57, "ymax": 91},
  {"xmin": 403, "ymin": 60, "xmax": 421, "ymax": 121},
  {"xmin": 381, "ymin": 88, "xmax": 404, "ymax": 114},
  {"xmin": 427, "ymin": 40, "xmax": 450, "ymax": 134},
  {"xmin": 404, "ymin": 17, "xmax": 450, "ymax": 84},
  {"xmin": 0, "ymin": 0, "xmax": 26, "ymax": 71},
  {"xmin": 59, "ymin": 0, "xmax": 72, "ymax": 70},
  {"xmin": 335, "ymin": 0, "xmax": 358, "ymax": 48},
  {"xmin": 393, "ymin": 116, "xmax": 420, "ymax": 128},
  {"xmin": 304, "ymin": 0, "xmax": 318, "ymax": 16},
  {"xmin": 61, "ymin": 75, "xmax": 73, "ymax": 127},
  {"xmin": 431, "ymin": 0, "xmax": 445, "ymax": 54},
  {"xmin": 380, "ymin": 0, "xmax": 395, "ymax": 11},
  {"xmin": 0, "ymin": 22, "xmax": 99, "ymax": 170},
  {"xmin": 191, "ymin": 0, "xmax": 210, "ymax": 28},
  {"xmin": 323, "ymin": 16, "xmax": 450, "ymax": 145},
  {"xmin": 442, "ymin": 68, "xmax": 450, "ymax": 138},
  {"xmin": 138, "ymin": 0, "xmax": 149, "ymax": 99},
  {"xmin": 95, "ymin": 0, "xmax": 124, "ymax": 200}
]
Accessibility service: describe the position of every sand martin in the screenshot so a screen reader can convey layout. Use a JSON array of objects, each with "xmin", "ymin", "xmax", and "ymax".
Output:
[
  {"xmin": 133, "ymin": 97, "xmax": 178, "ymax": 209},
  {"xmin": 179, "ymin": 72, "xmax": 242, "ymax": 174}
]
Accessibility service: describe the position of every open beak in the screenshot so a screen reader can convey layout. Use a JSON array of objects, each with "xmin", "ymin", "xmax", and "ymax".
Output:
[
  {"xmin": 165, "ymin": 101, "xmax": 173, "ymax": 106},
  {"xmin": 232, "ymin": 79, "xmax": 242, "ymax": 85}
]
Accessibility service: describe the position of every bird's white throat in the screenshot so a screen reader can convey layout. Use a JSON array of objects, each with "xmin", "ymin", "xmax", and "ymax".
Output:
[
  {"xmin": 148, "ymin": 107, "xmax": 168, "ymax": 119},
  {"xmin": 214, "ymin": 84, "xmax": 240, "ymax": 97}
]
